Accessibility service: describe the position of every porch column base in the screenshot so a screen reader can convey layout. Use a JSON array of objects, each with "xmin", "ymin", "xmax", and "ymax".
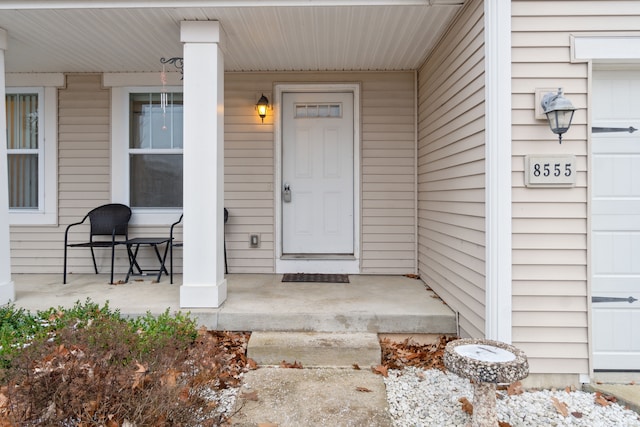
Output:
[
  {"xmin": 180, "ymin": 279, "xmax": 227, "ymax": 308},
  {"xmin": 0, "ymin": 280, "xmax": 15, "ymax": 305}
]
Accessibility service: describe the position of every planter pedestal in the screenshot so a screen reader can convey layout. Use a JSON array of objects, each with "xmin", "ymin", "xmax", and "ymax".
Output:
[{"xmin": 444, "ymin": 338, "xmax": 529, "ymax": 427}]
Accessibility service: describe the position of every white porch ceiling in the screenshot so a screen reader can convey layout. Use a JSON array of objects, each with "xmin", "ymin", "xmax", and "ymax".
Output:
[{"xmin": 0, "ymin": 1, "xmax": 464, "ymax": 73}]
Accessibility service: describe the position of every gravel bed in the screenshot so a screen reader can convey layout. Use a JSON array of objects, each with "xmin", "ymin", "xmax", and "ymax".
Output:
[{"xmin": 385, "ymin": 367, "xmax": 640, "ymax": 427}]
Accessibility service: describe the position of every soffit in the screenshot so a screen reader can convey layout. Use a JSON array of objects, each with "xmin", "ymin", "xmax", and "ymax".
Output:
[{"xmin": 0, "ymin": 3, "xmax": 464, "ymax": 73}]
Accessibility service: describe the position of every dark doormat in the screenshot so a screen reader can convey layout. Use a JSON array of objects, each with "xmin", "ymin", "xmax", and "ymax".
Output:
[{"xmin": 282, "ymin": 273, "xmax": 349, "ymax": 283}]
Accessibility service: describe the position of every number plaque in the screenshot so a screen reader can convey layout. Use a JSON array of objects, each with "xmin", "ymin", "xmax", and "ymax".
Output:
[{"xmin": 525, "ymin": 155, "xmax": 576, "ymax": 187}]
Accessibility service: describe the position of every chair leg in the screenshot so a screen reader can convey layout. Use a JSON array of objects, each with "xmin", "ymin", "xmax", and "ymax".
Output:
[
  {"xmin": 90, "ymin": 247, "xmax": 99, "ymax": 274},
  {"xmin": 63, "ymin": 245, "xmax": 68, "ymax": 284},
  {"xmin": 110, "ymin": 245, "xmax": 115, "ymax": 284},
  {"xmin": 170, "ymin": 242, "xmax": 173, "ymax": 284},
  {"xmin": 224, "ymin": 237, "xmax": 228, "ymax": 274}
]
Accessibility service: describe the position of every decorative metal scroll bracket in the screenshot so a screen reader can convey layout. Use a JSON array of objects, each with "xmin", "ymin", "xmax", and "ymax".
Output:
[
  {"xmin": 592, "ymin": 296, "xmax": 638, "ymax": 303},
  {"xmin": 592, "ymin": 126, "xmax": 638, "ymax": 134},
  {"xmin": 160, "ymin": 57, "xmax": 184, "ymax": 78}
]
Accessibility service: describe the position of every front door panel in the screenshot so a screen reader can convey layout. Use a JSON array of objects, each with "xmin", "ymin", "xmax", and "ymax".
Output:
[{"xmin": 282, "ymin": 92, "xmax": 354, "ymax": 254}]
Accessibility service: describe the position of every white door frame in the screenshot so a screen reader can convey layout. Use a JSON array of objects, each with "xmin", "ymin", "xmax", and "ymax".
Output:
[{"xmin": 274, "ymin": 83, "xmax": 361, "ymax": 274}]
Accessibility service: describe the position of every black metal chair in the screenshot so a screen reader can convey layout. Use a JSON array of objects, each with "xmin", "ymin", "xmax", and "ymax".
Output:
[
  {"xmin": 63, "ymin": 203, "xmax": 132, "ymax": 284},
  {"xmin": 169, "ymin": 208, "xmax": 228, "ymax": 284}
]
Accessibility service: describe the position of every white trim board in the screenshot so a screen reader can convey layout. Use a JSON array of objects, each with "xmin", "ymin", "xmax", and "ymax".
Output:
[
  {"xmin": 484, "ymin": 0, "xmax": 512, "ymax": 343},
  {"xmin": 573, "ymin": 36, "xmax": 640, "ymax": 62}
]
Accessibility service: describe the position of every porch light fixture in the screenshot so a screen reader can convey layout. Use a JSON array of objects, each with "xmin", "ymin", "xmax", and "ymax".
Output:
[
  {"xmin": 541, "ymin": 88, "xmax": 576, "ymax": 144},
  {"xmin": 256, "ymin": 94, "xmax": 269, "ymax": 123}
]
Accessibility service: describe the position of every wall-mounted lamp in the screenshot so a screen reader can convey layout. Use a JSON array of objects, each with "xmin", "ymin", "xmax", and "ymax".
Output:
[
  {"xmin": 256, "ymin": 94, "xmax": 269, "ymax": 123},
  {"xmin": 541, "ymin": 88, "xmax": 576, "ymax": 144}
]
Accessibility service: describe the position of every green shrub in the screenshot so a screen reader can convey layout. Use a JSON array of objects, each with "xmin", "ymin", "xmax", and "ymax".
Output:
[
  {"xmin": 0, "ymin": 299, "xmax": 236, "ymax": 426},
  {"xmin": 130, "ymin": 308, "xmax": 198, "ymax": 354},
  {"xmin": 0, "ymin": 304, "xmax": 43, "ymax": 367}
]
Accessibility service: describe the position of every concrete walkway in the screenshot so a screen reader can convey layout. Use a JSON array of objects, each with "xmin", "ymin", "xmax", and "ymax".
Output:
[
  {"xmin": 229, "ymin": 368, "xmax": 393, "ymax": 427},
  {"xmin": 588, "ymin": 372, "xmax": 640, "ymax": 415}
]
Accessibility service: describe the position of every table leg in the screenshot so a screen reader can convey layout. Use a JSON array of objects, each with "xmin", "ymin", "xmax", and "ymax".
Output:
[{"xmin": 151, "ymin": 242, "xmax": 170, "ymax": 282}]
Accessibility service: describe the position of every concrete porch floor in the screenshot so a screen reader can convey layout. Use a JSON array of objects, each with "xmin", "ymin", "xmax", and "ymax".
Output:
[{"xmin": 10, "ymin": 274, "xmax": 457, "ymax": 335}]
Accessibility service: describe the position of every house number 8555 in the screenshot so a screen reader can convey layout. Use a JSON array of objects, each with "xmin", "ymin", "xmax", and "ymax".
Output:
[
  {"xmin": 532, "ymin": 162, "xmax": 572, "ymax": 177},
  {"xmin": 525, "ymin": 155, "xmax": 576, "ymax": 187}
]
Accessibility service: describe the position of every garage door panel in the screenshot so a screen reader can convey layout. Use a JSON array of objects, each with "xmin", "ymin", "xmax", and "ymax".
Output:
[
  {"xmin": 592, "ymin": 155, "xmax": 640, "ymax": 197},
  {"xmin": 593, "ymin": 309, "xmax": 640, "ymax": 350},
  {"xmin": 592, "ymin": 232, "xmax": 640, "ymax": 274},
  {"xmin": 592, "ymin": 70, "xmax": 640, "ymax": 370}
]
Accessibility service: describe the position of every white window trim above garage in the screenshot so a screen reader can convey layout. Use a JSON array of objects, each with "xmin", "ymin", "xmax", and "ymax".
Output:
[
  {"xmin": 572, "ymin": 34, "xmax": 640, "ymax": 63},
  {"xmin": 106, "ymin": 72, "xmax": 183, "ymax": 226},
  {"xmin": 6, "ymin": 73, "xmax": 62, "ymax": 225}
]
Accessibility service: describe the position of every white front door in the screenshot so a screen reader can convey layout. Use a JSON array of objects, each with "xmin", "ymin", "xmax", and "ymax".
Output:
[
  {"xmin": 282, "ymin": 92, "xmax": 354, "ymax": 255},
  {"xmin": 592, "ymin": 70, "xmax": 640, "ymax": 370}
]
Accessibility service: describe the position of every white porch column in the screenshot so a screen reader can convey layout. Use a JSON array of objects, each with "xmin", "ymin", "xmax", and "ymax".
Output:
[
  {"xmin": 485, "ymin": 0, "xmax": 512, "ymax": 342},
  {"xmin": 0, "ymin": 28, "xmax": 15, "ymax": 304},
  {"xmin": 179, "ymin": 21, "xmax": 227, "ymax": 308}
]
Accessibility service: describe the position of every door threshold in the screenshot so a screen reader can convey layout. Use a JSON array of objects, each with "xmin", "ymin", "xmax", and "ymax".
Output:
[
  {"xmin": 281, "ymin": 254, "xmax": 355, "ymax": 260},
  {"xmin": 276, "ymin": 256, "xmax": 359, "ymax": 274}
]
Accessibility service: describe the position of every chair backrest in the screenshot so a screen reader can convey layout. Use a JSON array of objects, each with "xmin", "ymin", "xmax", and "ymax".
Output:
[{"xmin": 87, "ymin": 203, "xmax": 132, "ymax": 237}]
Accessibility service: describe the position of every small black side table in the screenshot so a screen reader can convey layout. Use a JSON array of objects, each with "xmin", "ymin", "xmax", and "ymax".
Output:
[{"xmin": 125, "ymin": 237, "xmax": 171, "ymax": 283}]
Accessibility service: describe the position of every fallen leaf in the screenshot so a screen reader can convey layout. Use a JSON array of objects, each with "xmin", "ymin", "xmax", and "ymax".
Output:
[
  {"xmin": 83, "ymin": 400, "xmax": 98, "ymax": 417},
  {"xmin": 178, "ymin": 386, "xmax": 190, "ymax": 402},
  {"xmin": 131, "ymin": 361, "xmax": 149, "ymax": 390},
  {"xmin": 279, "ymin": 360, "xmax": 303, "ymax": 369},
  {"xmin": 551, "ymin": 397, "xmax": 569, "ymax": 417},
  {"xmin": 458, "ymin": 397, "xmax": 473, "ymax": 415},
  {"xmin": 571, "ymin": 412, "xmax": 583, "ymax": 418},
  {"xmin": 161, "ymin": 368, "xmax": 179, "ymax": 388},
  {"xmin": 247, "ymin": 358, "xmax": 258, "ymax": 370},
  {"xmin": 352, "ymin": 363, "xmax": 361, "ymax": 370},
  {"xmin": 630, "ymin": 381, "xmax": 636, "ymax": 385},
  {"xmin": 240, "ymin": 391, "xmax": 259, "ymax": 401},
  {"xmin": 498, "ymin": 422, "xmax": 512, "ymax": 427},
  {"xmin": 594, "ymin": 394, "xmax": 610, "ymax": 407},
  {"xmin": 356, "ymin": 386, "xmax": 372, "ymax": 392},
  {"xmin": 371, "ymin": 365, "xmax": 388, "ymax": 377},
  {"xmin": 257, "ymin": 423, "xmax": 278, "ymax": 427},
  {"xmin": 507, "ymin": 381, "xmax": 523, "ymax": 396}
]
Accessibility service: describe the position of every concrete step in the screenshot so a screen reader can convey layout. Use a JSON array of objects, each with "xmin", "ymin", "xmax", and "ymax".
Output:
[{"xmin": 247, "ymin": 331, "xmax": 382, "ymax": 368}]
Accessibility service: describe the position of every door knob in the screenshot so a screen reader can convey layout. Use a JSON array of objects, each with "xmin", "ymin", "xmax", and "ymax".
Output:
[{"xmin": 283, "ymin": 183, "xmax": 292, "ymax": 203}]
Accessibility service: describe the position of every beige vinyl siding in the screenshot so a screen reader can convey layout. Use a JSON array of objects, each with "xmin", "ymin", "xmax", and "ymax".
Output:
[
  {"xmin": 10, "ymin": 72, "xmax": 415, "ymax": 275},
  {"xmin": 510, "ymin": 0, "xmax": 640, "ymax": 375},
  {"xmin": 10, "ymin": 74, "xmax": 117, "ymax": 273},
  {"xmin": 224, "ymin": 72, "xmax": 416, "ymax": 274},
  {"xmin": 417, "ymin": 0, "xmax": 486, "ymax": 338}
]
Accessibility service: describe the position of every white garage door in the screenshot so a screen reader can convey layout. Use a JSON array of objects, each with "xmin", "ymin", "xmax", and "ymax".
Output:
[{"xmin": 592, "ymin": 70, "xmax": 640, "ymax": 370}]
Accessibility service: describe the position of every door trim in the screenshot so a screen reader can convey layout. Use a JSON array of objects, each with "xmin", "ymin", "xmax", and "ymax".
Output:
[{"xmin": 274, "ymin": 83, "xmax": 361, "ymax": 274}]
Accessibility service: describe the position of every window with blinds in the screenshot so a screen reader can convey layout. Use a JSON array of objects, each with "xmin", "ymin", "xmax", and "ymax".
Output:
[{"xmin": 6, "ymin": 92, "xmax": 40, "ymax": 209}]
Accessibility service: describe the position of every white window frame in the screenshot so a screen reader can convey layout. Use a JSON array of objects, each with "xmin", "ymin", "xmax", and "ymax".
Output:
[
  {"xmin": 111, "ymin": 85, "xmax": 183, "ymax": 225},
  {"xmin": 7, "ymin": 86, "xmax": 57, "ymax": 225}
]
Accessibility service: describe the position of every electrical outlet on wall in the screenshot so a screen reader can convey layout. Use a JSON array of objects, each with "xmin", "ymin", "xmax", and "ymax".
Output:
[{"xmin": 250, "ymin": 234, "xmax": 260, "ymax": 248}]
